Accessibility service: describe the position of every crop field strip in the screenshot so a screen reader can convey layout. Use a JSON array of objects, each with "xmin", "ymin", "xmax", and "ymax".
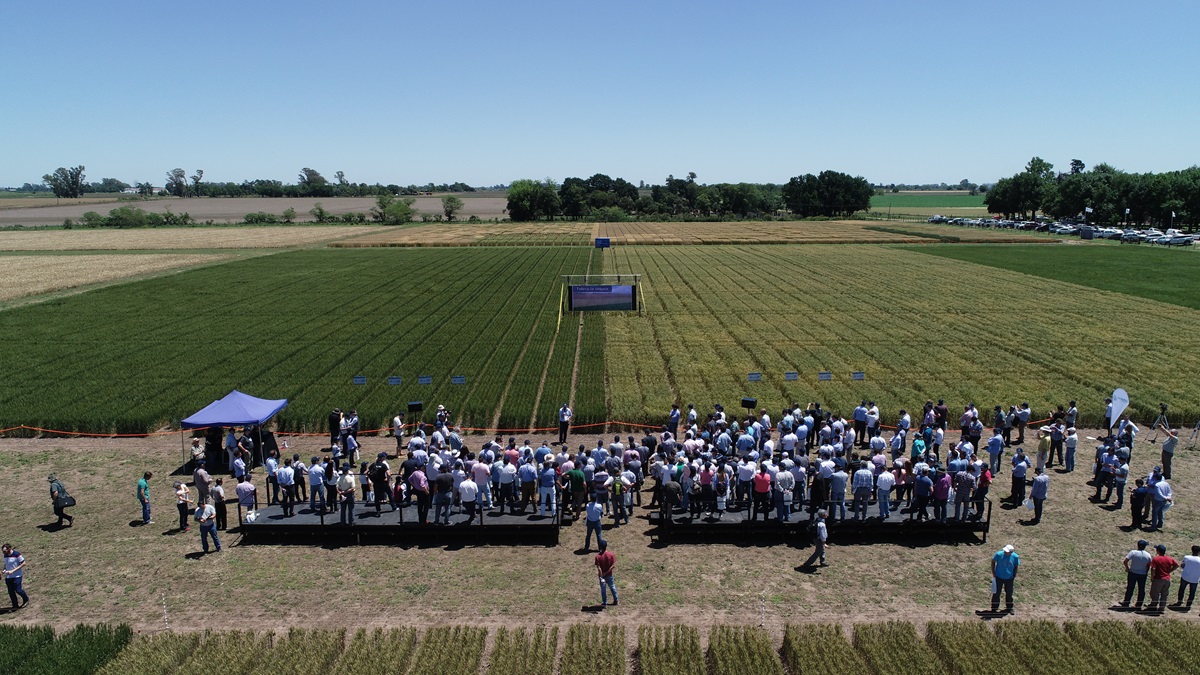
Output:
[
  {"xmin": 603, "ymin": 244, "xmax": 1200, "ymax": 427},
  {"xmin": 0, "ymin": 247, "xmax": 591, "ymax": 433},
  {"xmin": 915, "ymin": 243, "xmax": 1200, "ymax": 311},
  {"xmin": 0, "ymin": 252, "xmax": 231, "ymax": 301},
  {"xmin": 333, "ymin": 220, "xmax": 1053, "ymax": 249},
  {"xmin": 13, "ymin": 620, "xmax": 1198, "ymax": 674},
  {"xmin": 0, "ymin": 225, "xmax": 387, "ymax": 251}
]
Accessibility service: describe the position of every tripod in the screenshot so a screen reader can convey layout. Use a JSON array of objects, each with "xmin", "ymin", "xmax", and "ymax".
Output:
[
  {"xmin": 1147, "ymin": 411, "xmax": 1170, "ymax": 444},
  {"xmin": 1188, "ymin": 419, "xmax": 1200, "ymax": 450}
]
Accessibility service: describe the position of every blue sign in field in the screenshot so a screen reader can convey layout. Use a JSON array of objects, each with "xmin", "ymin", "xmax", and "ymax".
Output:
[
  {"xmin": 747, "ymin": 372, "xmax": 762, "ymax": 382},
  {"xmin": 818, "ymin": 372, "xmax": 833, "ymax": 381},
  {"xmin": 352, "ymin": 376, "xmax": 367, "ymax": 385},
  {"xmin": 418, "ymin": 376, "xmax": 433, "ymax": 385},
  {"xmin": 387, "ymin": 376, "xmax": 402, "ymax": 386},
  {"xmin": 784, "ymin": 371, "xmax": 799, "ymax": 381},
  {"xmin": 451, "ymin": 376, "xmax": 466, "ymax": 385}
]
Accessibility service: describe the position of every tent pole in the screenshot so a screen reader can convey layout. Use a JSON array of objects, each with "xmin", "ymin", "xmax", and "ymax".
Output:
[{"xmin": 180, "ymin": 424, "xmax": 186, "ymax": 470}]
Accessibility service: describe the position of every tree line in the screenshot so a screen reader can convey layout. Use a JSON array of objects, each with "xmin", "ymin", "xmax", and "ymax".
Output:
[
  {"xmin": 506, "ymin": 170, "xmax": 873, "ymax": 221},
  {"xmin": 33, "ymin": 166, "xmax": 480, "ymax": 199},
  {"xmin": 985, "ymin": 158, "xmax": 1200, "ymax": 227}
]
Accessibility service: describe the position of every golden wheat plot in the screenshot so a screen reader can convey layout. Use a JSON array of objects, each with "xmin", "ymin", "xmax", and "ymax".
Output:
[{"xmin": 0, "ymin": 253, "xmax": 230, "ymax": 301}]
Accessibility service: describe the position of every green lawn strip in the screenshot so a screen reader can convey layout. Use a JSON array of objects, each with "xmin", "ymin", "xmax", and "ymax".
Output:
[{"xmin": 909, "ymin": 243, "xmax": 1200, "ymax": 311}]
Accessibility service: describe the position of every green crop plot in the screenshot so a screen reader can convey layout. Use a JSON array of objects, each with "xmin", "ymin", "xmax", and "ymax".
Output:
[
  {"xmin": 604, "ymin": 244, "xmax": 1200, "ymax": 427},
  {"xmin": 0, "ymin": 247, "xmax": 592, "ymax": 433}
]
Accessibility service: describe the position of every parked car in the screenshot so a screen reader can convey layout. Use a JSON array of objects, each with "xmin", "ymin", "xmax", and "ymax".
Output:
[
  {"xmin": 1120, "ymin": 231, "xmax": 1143, "ymax": 244},
  {"xmin": 1166, "ymin": 235, "xmax": 1194, "ymax": 247}
]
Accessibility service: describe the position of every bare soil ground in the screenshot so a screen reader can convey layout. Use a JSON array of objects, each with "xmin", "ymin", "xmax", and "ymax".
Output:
[
  {"xmin": 0, "ymin": 197, "xmax": 509, "ymax": 226},
  {"xmin": 0, "ymin": 253, "xmax": 231, "ymax": 301},
  {"xmin": 0, "ymin": 430, "xmax": 1193, "ymax": 634},
  {"xmin": 0, "ymin": 196, "xmax": 124, "ymax": 211},
  {"xmin": 0, "ymin": 225, "xmax": 386, "ymax": 251}
]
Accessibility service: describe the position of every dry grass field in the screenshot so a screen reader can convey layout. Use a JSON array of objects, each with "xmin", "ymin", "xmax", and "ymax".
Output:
[
  {"xmin": 334, "ymin": 220, "xmax": 1053, "ymax": 247},
  {"xmin": 0, "ymin": 225, "xmax": 386, "ymax": 251},
  {"xmin": 0, "ymin": 253, "xmax": 230, "ymax": 301},
  {"xmin": 0, "ymin": 431, "xmax": 1193, "ymax": 634},
  {"xmin": 0, "ymin": 196, "xmax": 509, "ymax": 226}
]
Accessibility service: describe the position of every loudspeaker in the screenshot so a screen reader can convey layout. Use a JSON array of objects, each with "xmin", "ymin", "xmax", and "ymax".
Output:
[
  {"xmin": 407, "ymin": 401, "xmax": 423, "ymax": 413},
  {"xmin": 741, "ymin": 397, "xmax": 758, "ymax": 410}
]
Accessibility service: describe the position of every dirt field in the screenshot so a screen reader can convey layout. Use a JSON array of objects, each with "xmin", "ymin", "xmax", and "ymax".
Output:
[
  {"xmin": 0, "ymin": 196, "xmax": 124, "ymax": 211},
  {"xmin": 0, "ymin": 197, "xmax": 509, "ymax": 226},
  {"xmin": 0, "ymin": 225, "xmax": 386, "ymax": 251},
  {"xmin": 0, "ymin": 431, "xmax": 1193, "ymax": 634},
  {"xmin": 0, "ymin": 253, "xmax": 231, "ymax": 301}
]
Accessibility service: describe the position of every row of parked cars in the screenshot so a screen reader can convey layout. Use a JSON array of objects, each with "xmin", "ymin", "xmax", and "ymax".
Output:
[{"xmin": 926, "ymin": 215, "xmax": 1195, "ymax": 247}]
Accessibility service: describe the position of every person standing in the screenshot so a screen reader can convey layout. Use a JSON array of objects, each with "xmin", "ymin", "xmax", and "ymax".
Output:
[
  {"xmin": 433, "ymin": 465, "xmax": 454, "ymax": 525},
  {"xmin": 196, "ymin": 497, "xmax": 221, "ymax": 554},
  {"xmin": 137, "ymin": 472, "xmax": 153, "ymax": 526},
  {"xmin": 1016, "ymin": 403, "xmax": 1030, "ymax": 445},
  {"xmin": 329, "ymin": 408, "xmax": 342, "ymax": 445},
  {"xmin": 48, "ymin": 474, "xmax": 74, "ymax": 528},
  {"xmin": 1130, "ymin": 479, "xmax": 1149, "ymax": 530},
  {"xmin": 409, "ymin": 466, "xmax": 430, "ymax": 525},
  {"xmin": 392, "ymin": 411, "xmax": 405, "ymax": 452},
  {"xmin": 558, "ymin": 403, "xmax": 573, "ymax": 446},
  {"xmin": 1028, "ymin": 467, "xmax": 1049, "ymax": 524},
  {"xmin": 803, "ymin": 510, "xmax": 829, "ymax": 568},
  {"xmin": 1010, "ymin": 451, "xmax": 1030, "ymax": 505},
  {"xmin": 876, "ymin": 467, "xmax": 895, "ymax": 520},
  {"xmin": 369, "ymin": 453, "xmax": 393, "ymax": 513},
  {"xmin": 1149, "ymin": 544, "xmax": 1179, "ymax": 613},
  {"xmin": 458, "ymin": 473, "xmax": 479, "ymax": 525},
  {"xmin": 264, "ymin": 451, "xmax": 279, "ymax": 506},
  {"xmin": 235, "ymin": 474, "xmax": 257, "ymax": 520},
  {"xmin": 224, "ymin": 429, "xmax": 238, "ymax": 474},
  {"xmin": 1172, "ymin": 545, "xmax": 1200, "ymax": 610},
  {"xmin": 584, "ymin": 492, "xmax": 606, "ymax": 552},
  {"xmin": 276, "ymin": 458, "xmax": 296, "ymax": 517},
  {"xmin": 1064, "ymin": 427, "xmax": 1078, "ymax": 473},
  {"xmin": 1160, "ymin": 427, "xmax": 1178, "ymax": 480},
  {"xmin": 668, "ymin": 404, "xmax": 681, "ymax": 439},
  {"xmin": 2, "ymin": 544, "xmax": 28, "ymax": 609},
  {"xmin": 1150, "ymin": 473, "xmax": 1173, "ymax": 531},
  {"xmin": 212, "ymin": 478, "xmax": 227, "ymax": 530},
  {"xmin": 174, "ymin": 481, "xmax": 192, "ymax": 532},
  {"xmin": 986, "ymin": 429, "xmax": 1005, "ymax": 475},
  {"xmin": 336, "ymin": 464, "xmax": 357, "ymax": 525},
  {"xmin": 595, "ymin": 541, "xmax": 618, "ymax": 607},
  {"xmin": 1121, "ymin": 539, "xmax": 1153, "ymax": 609},
  {"xmin": 990, "ymin": 544, "xmax": 1019, "ymax": 614},
  {"xmin": 307, "ymin": 457, "xmax": 325, "ymax": 512}
]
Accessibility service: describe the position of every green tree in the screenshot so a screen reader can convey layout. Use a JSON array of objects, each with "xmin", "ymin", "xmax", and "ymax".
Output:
[
  {"xmin": 441, "ymin": 195, "xmax": 465, "ymax": 221},
  {"xmin": 189, "ymin": 169, "xmax": 204, "ymax": 197},
  {"xmin": 42, "ymin": 165, "xmax": 86, "ymax": 198},
  {"xmin": 87, "ymin": 178, "xmax": 130, "ymax": 193},
  {"xmin": 371, "ymin": 194, "xmax": 417, "ymax": 224},
  {"xmin": 1070, "ymin": 159, "xmax": 1086, "ymax": 175},
  {"xmin": 281, "ymin": 207, "xmax": 297, "ymax": 223},
  {"xmin": 135, "ymin": 182, "xmax": 155, "ymax": 197},
  {"xmin": 506, "ymin": 179, "xmax": 560, "ymax": 221},
  {"xmin": 165, "ymin": 168, "xmax": 187, "ymax": 197},
  {"xmin": 298, "ymin": 168, "xmax": 332, "ymax": 197}
]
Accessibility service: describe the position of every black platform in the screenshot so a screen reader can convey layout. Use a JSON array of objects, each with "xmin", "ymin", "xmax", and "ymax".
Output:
[
  {"xmin": 647, "ymin": 498, "xmax": 992, "ymax": 544},
  {"xmin": 237, "ymin": 500, "xmax": 560, "ymax": 545}
]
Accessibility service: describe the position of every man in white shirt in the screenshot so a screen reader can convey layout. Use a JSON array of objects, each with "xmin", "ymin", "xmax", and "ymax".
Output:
[
  {"xmin": 307, "ymin": 457, "xmax": 326, "ymax": 512},
  {"xmin": 1173, "ymin": 545, "xmax": 1200, "ymax": 609},
  {"xmin": 458, "ymin": 475, "xmax": 479, "ymax": 525},
  {"xmin": 851, "ymin": 463, "xmax": 874, "ymax": 521},
  {"xmin": 276, "ymin": 458, "xmax": 296, "ymax": 517},
  {"xmin": 876, "ymin": 468, "xmax": 896, "ymax": 519},
  {"xmin": 393, "ymin": 413, "xmax": 405, "ymax": 451},
  {"xmin": 558, "ymin": 403, "xmax": 573, "ymax": 445}
]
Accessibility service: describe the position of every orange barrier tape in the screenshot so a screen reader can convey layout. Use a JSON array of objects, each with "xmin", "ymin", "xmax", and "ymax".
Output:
[{"xmin": 878, "ymin": 417, "xmax": 1053, "ymax": 432}]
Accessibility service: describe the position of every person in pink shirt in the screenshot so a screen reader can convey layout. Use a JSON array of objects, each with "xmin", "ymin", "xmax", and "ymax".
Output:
[{"xmin": 932, "ymin": 470, "xmax": 953, "ymax": 522}]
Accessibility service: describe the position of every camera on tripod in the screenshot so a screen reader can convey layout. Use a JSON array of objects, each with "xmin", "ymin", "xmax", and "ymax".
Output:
[{"xmin": 1160, "ymin": 402, "xmax": 1168, "ymax": 413}]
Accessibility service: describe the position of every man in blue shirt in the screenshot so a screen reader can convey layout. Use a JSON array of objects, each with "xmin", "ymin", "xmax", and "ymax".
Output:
[
  {"xmin": 583, "ymin": 492, "xmax": 606, "ymax": 552},
  {"xmin": 2, "ymin": 544, "xmax": 28, "ymax": 609},
  {"xmin": 991, "ymin": 544, "xmax": 1020, "ymax": 613},
  {"xmin": 911, "ymin": 469, "xmax": 933, "ymax": 521},
  {"xmin": 668, "ymin": 404, "xmax": 681, "ymax": 438}
]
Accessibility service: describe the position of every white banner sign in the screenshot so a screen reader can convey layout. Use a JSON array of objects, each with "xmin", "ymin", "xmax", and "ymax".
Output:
[{"xmin": 1111, "ymin": 388, "xmax": 1129, "ymax": 426}]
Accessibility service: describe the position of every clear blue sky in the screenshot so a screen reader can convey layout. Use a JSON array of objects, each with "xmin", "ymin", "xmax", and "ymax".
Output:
[{"xmin": 3, "ymin": 1, "xmax": 1197, "ymax": 188}]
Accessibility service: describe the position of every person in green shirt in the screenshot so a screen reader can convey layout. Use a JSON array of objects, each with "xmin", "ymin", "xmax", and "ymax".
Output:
[
  {"xmin": 565, "ymin": 467, "xmax": 586, "ymax": 518},
  {"xmin": 137, "ymin": 471, "xmax": 153, "ymax": 525}
]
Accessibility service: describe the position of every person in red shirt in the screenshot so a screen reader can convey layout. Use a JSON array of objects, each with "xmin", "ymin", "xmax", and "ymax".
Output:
[
  {"xmin": 594, "ymin": 542, "xmax": 618, "ymax": 607},
  {"xmin": 1149, "ymin": 544, "xmax": 1180, "ymax": 613}
]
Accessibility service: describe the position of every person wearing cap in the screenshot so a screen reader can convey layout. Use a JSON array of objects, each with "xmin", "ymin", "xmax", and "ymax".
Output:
[
  {"xmin": 336, "ymin": 463, "xmax": 357, "ymax": 525},
  {"xmin": 1112, "ymin": 456, "xmax": 1129, "ymax": 509},
  {"xmin": 189, "ymin": 437, "xmax": 206, "ymax": 471},
  {"xmin": 1064, "ymin": 427, "xmax": 1078, "ymax": 473},
  {"xmin": 1010, "ymin": 450, "xmax": 1030, "ymax": 505},
  {"xmin": 2, "ymin": 544, "xmax": 29, "ymax": 609},
  {"xmin": 1016, "ymin": 403, "xmax": 1030, "ymax": 445},
  {"xmin": 196, "ymin": 496, "xmax": 221, "ymax": 554},
  {"xmin": 1149, "ymin": 544, "xmax": 1179, "ymax": 613},
  {"xmin": 803, "ymin": 510, "xmax": 829, "ymax": 568},
  {"xmin": 173, "ymin": 480, "xmax": 191, "ymax": 531},
  {"xmin": 193, "ymin": 454, "xmax": 215, "ymax": 507},
  {"xmin": 1121, "ymin": 539, "xmax": 1153, "ymax": 609},
  {"xmin": 1047, "ymin": 420, "xmax": 1066, "ymax": 468},
  {"xmin": 990, "ymin": 544, "xmax": 1020, "ymax": 613}
]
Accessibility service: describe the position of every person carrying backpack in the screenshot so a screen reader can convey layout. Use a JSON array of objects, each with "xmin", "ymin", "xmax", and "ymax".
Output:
[{"xmin": 369, "ymin": 453, "xmax": 393, "ymax": 512}]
